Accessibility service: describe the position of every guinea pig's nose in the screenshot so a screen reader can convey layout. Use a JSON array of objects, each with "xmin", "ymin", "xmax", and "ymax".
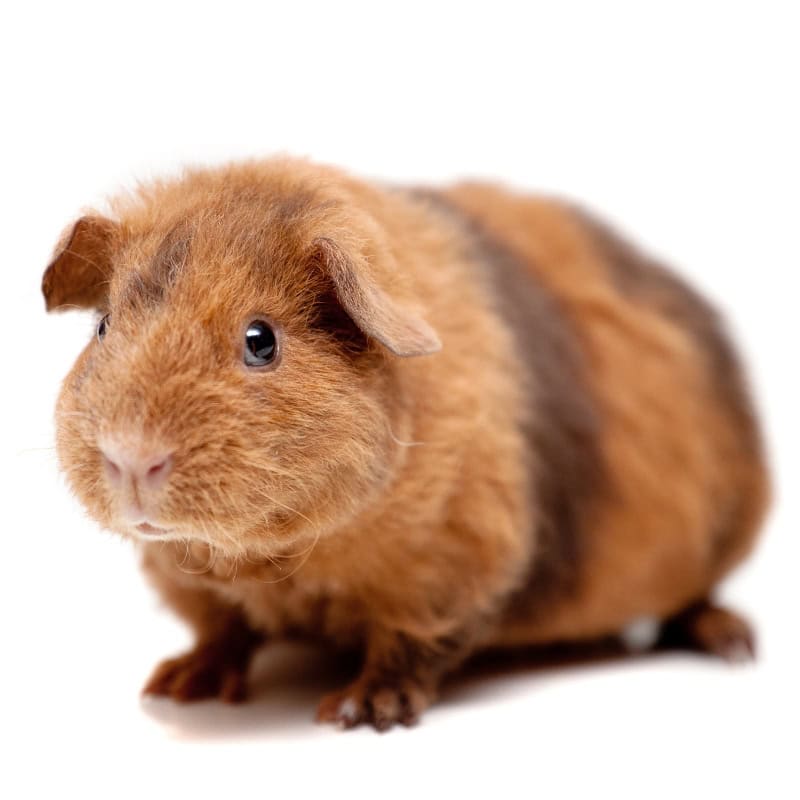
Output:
[{"xmin": 99, "ymin": 437, "xmax": 174, "ymax": 492}]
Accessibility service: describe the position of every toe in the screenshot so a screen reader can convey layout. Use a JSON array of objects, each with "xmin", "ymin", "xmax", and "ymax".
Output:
[
  {"xmin": 694, "ymin": 607, "xmax": 756, "ymax": 662},
  {"xmin": 399, "ymin": 682, "xmax": 430, "ymax": 726},
  {"xmin": 142, "ymin": 657, "xmax": 183, "ymax": 697},
  {"xmin": 169, "ymin": 663, "xmax": 219, "ymax": 701},
  {"xmin": 316, "ymin": 686, "xmax": 366, "ymax": 728},
  {"xmin": 370, "ymin": 687, "xmax": 402, "ymax": 732},
  {"xmin": 219, "ymin": 670, "xmax": 248, "ymax": 703}
]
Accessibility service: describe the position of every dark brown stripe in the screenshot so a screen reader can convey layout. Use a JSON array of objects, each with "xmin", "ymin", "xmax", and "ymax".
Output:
[
  {"xmin": 118, "ymin": 270, "xmax": 164, "ymax": 309},
  {"xmin": 151, "ymin": 219, "xmax": 193, "ymax": 288},
  {"xmin": 414, "ymin": 191, "xmax": 606, "ymax": 617},
  {"xmin": 119, "ymin": 220, "xmax": 193, "ymax": 309}
]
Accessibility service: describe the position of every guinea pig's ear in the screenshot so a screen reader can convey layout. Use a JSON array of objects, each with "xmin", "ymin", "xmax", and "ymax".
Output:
[
  {"xmin": 313, "ymin": 237, "xmax": 441, "ymax": 358},
  {"xmin": 42, "ymin": 215, "xmax": 118, "ymax": 311}
]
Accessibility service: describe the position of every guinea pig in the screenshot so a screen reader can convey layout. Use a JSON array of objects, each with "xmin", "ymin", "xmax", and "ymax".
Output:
[{"xmin": 43, "ymin": 158, "xmax": 770, "ymax": 731}]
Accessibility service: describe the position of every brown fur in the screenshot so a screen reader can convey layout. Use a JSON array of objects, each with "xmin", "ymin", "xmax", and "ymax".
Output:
[{"xmin": 43, "ymin": 158, "xmax": 770, "ymax": 730}]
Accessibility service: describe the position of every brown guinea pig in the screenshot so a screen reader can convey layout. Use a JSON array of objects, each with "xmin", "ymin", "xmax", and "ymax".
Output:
[{"xmin": 43, "ymin": 157, "xmax": 769, "ymax": 731}]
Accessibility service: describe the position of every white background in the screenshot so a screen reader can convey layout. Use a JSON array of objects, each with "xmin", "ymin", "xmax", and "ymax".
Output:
[{"xmin": 2, "ymin": 2, "xmax": 798, "ymax": 798}]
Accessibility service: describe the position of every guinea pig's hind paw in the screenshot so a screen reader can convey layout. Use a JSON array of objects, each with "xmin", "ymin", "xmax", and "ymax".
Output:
[
  {"xmin": 315, "ymin": 678, "xmax": 431, "ymax": 732},
  {"xmin": 142, "ymin": 646, "xmax": 250, "ymax": 704},
  {"xmin": 660, "ymin": 600, "xmax": 756, "ymax": 663}
]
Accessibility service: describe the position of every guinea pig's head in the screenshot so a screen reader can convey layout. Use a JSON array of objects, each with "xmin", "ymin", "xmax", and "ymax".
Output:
[{"xmin": 42, "ymin": 163, "xmax": 440, "ymax": 557}]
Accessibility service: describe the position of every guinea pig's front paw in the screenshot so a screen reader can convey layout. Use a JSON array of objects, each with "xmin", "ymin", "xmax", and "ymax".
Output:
[
  {"xmin": 142, "ymin": 644, "xmax": 251, "ymax": 704},
  {"xmin": 315, "ymin": 676, "xmax": 434, "ymax": 732}
]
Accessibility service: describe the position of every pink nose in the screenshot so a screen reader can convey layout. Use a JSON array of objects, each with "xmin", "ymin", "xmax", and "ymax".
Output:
[{"xmin": 99, "ymin": 438, "xmax": 174, "ymax": 492}]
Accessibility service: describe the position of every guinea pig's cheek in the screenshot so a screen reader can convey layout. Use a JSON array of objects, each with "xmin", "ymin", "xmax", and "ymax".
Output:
[
  {"xmin": 62, "ymin": 346, "xmax": 95, "ymax": 395},
  {"xmin": 67, "ymin": 363, "xmax": 88, "ymax": 395},
  {"xmin": 57, "ymin": 440, "xmax": 110, "ymax": 525},
  {"xmin": 53, "ymin": 394, "xmax": 109, "ymax": 527}
]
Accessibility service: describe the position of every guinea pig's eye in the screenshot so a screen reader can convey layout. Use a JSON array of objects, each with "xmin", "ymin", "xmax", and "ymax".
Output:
[
  {"xmin": 96, "ymin": 314, "xmax": 110, "ymax": 342},
  {"xmin": 244, "ymin": 320, "xmax": 278, "ymax": 367}
]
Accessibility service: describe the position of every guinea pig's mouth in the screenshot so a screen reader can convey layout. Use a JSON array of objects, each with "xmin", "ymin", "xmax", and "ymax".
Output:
[
  {"xmin": 136, "ymin": 522, "xmax": 170, "ymax": 536},
  {"xmin": 125, "ymin": 520, "xmax": 177, "ymax": 541}
]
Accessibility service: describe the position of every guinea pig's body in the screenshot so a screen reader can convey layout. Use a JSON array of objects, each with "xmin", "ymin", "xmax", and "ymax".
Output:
[{"xmin": 44, "ymin": 159, "xmax": 769, "ymax": 730}]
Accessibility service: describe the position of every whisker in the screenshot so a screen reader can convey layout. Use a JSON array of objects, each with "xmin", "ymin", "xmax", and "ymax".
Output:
[
  {"xmin": 175, "ymin": 539, "xmax": 217, "ymax": 575},
  {"xmin": 253, "ymin": 524, "xmax": 321, "ymax": 585},
  {"xmin": 388, "ymin": 427, "xmax": 428, "ymax": 447},
  {"xmin": 252, "ymin": 488, "xmax": 314, "ymax": 527}
]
